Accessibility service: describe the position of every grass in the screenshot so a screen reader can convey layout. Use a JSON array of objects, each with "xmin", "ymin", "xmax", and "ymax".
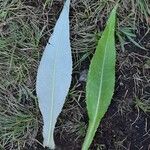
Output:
[
  {"xmin": 0, "ymin": 1, "xmax": 44, "ymax": 149},
  {"xmin": 136, "ymin": 98, "xmax": 150, "ymax": 113},
  {"xmin": 0, "ymin": 0, "xmax": 150, "ymax": 149},
  {"xmin": 0, "ymin": 97, "xmax": 38, "ymax": 149}
]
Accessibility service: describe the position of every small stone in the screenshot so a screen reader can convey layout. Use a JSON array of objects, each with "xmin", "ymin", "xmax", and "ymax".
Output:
[{"xmin": 79, "ymin": 70, "xmax": 88, "ymax": 82}]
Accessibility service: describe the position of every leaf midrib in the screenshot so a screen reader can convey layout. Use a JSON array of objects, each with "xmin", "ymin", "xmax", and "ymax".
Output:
[{"xmin": 47, "ymin": 3, "xmax": 70, "ymax": 145}]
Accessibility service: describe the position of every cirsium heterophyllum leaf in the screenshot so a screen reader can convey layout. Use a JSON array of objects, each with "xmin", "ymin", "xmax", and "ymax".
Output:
[
  {"xmin": 36, "ymin": 0, "xmax": 72, "ymax": 149},
  {"xmin": 82, "ymin": 6, "xmax": 117, "ymax": 150}
]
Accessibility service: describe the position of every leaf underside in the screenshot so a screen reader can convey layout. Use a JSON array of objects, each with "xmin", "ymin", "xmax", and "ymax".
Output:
[
  {"xmin": 82, "ymin": 6, "xmax": 117, "ymax": 150},
  {"xmin": 36, "ymin": 0, "xmax": 72, "ymax": 149}
]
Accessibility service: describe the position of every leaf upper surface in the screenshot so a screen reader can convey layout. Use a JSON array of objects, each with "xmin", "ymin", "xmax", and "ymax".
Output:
[{"xmin": 82, "ymin": 6, "xmax": 117, "ymax": 150}]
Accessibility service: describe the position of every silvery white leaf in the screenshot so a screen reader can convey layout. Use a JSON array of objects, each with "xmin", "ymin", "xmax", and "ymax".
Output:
[{"xmin": 36, "ymin": 0, "xmax": 72, "ymax": 149}]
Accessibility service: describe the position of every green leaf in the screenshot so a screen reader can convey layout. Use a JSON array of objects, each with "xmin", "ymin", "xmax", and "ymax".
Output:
[
  {"xmin": 36, "ymin": 0, "xmax": 72, "ymax": 149},
  {"xmin": 82, "ymin": 6, "xmax": 117, "ymax": 150}
]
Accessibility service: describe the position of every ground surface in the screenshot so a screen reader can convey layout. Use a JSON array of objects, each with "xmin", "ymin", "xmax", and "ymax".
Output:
[{"xmin": 0, "ymin": 0, "xmax": 150, "ymax": 150}]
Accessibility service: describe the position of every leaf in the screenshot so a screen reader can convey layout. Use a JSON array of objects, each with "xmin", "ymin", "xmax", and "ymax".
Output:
[
  {"xmin": 82, "ymin": 6, "xmax": 117, "ymax": 150},
  {"xmin": 36, "ymin": 0, "xmax": 72, "ymax": 149}
]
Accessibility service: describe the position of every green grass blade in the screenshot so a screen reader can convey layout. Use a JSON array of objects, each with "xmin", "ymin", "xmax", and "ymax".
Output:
[
  {"xmin": 127, "ymin": 36, "xmax": 147, "ymax": 50},
  {"xmin": 82, "ymin": 6, "xmax": 117, "ymax": 150}
]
